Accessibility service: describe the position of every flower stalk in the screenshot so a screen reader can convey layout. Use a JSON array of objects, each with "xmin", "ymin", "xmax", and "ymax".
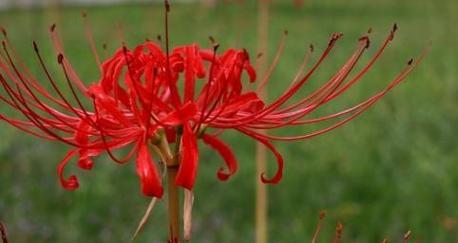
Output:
[
  {"xmin": 167, "ymin": 164, "xmax": 180, "ymax": 242},
  {"xmin": 255, "ymin": 1, "xmax": 270, "ymax": 243}
]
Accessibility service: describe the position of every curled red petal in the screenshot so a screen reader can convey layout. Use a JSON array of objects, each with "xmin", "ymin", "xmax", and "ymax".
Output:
[
  {"xmin": 75, "ymin": 120, "xmax": 94, "ymax": 170},
  {"xmin": 77, "ymin": 156, "xmax": 93, "ymax": 170},
  {"xmin": 258, "ymin": 139, "xmax": 283, "ymax": 184},
  {"xmin": 57, "ymin": 150, "xmax": 79, "ymax": 190},
  {"xmin": 175, "ymin": 124, "xmax": 199, "ymax": 189},
  {"xmin": 136, "ymin": 143, "xmax": 164, "ymax": 198},
  {"xmin": 244, "ymin": 62, "xmax": 257, "ymax": 83},
  {"xmin": 239, "ymin": 131, "xmax": 284, "ymax": 184},
  {"xmin": 201, "ymin": 134, "xmax": 238, "ymax": 181}
]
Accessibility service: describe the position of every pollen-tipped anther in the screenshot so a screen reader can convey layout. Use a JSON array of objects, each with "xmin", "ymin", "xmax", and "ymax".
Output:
[
  {"xmin": 50, "ymin": 23, "xmax": 56, "ymax": 32},
  {"xmin": 359, "ymin": 35, "xmax": 371, "ymax": 49},
  {"xmin": 408, "ymin": 58, "xmax": 414, "ymax": 65},
  {"xmin": 209, "ymin": 36, "xmax": 220, "ymax": 50},
  {"xmin": 329, "ymin": 33, "xmax": 343, "ymax": 45},
  {"xmin": 57, "ymin": 53, "xmax": 64, "ymax": 64},
  {"xmin": 389, "ymin": 23, "xmax": 398, "ymax": 40},
  {"xmin": 32, "ymin": 41, "xmax": 39, "ymax": 52},
  {"xmin": 0, "ymin": 27, "xmax": 7, "ymax": 38},
  {"xmin": 165, "ymin": 0, "xmax": 170, "ymax": 12}
]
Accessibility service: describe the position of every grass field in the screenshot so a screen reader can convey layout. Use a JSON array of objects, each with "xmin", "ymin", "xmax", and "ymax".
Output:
[{"xmin": 0, "ymin": 0, "xmax": 457, "ymax": 242}]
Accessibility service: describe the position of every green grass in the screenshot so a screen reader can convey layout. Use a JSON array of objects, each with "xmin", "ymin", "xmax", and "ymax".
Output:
[{"xmin": 0, "ymin": 0, "xmax": 457, "ymax": 242}]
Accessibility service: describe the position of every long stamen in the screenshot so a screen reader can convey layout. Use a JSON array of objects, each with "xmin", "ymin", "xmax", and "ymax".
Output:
[
  {"xmin": 246, "ymin": 56, "xmax": 422, "ymax": 141},
  {"xmin": 32, "ymin": 42, "xmax": 96, "ymax": 130},
  {"xmin": 81, "ymin": 12, "xmax": 102, "ymax": 73},
  {"xmin": 91, "ymin": 98, "xmax": 138, "ymax": 163},
  {"xmin": 210, "ymin": 32, "xmax": 343, "ymax": 127},
  {"xmin": 49, "ymin": 24, "xmax": 88, "ymax": 93},
  {"xmin": 198, "ymin": 37, "xmax": 221, "ymax": 125},
  {"xmin": 257, "ymin": 30, "xmax": 288, "ymax": 91},
  {"xmin": 163, "ymin": 0, "xmax": 181, "ymax": 108},
  {"xmin": 1, "ymin": 42, "xmax": 78, "ymax": 133}
]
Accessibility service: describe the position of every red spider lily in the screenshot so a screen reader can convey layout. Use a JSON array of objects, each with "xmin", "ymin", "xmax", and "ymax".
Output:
[{"xmin": 0, "ymin": 6, "xmax": 424, "ymax": 202}]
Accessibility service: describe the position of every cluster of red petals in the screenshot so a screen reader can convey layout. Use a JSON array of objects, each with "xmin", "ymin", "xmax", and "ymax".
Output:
[{"xmin": 0, "ymin": 23, "xmax": 421, "ymax": 197}]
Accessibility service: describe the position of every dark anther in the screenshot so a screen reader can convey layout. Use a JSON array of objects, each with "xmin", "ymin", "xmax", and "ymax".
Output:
[
  {"xmin": 389, "ymin": 23, "xmax": 398, "ymax": 41},
  {"xmin": 392, "ymin": 23, "xmax": 398, "ymax": 33},
  {"xmin": 329, "ymin": 33, "xmax": 343, "ymax": 45},
  {"xmin": 50, "ymin": 24, "xmax": 56, "ymax": 32},
  {"xmin": 309, "ymin": 44, "xmax": 314, "ymax": 52},
  {"xmin": 32, "ymin": 41, "xmax": 39, "ymax": 52},
  {"xmin": 102, "ymin": 43, "xmax": 107, "ymax": 50},
  {"xmin": 157, "ymin": 35, "xmax": 162, "ymax": 42},
  {"xmin": 283, "ymin": 30, "xmax": 289, "ymax": 35},
  {"xmin": 81, "ymin": 11, "xmax": 87, "ymax": 18},
  {"xmin": 0, "ymin": 27, "xmax": 7, "ymax": 38},
  {"xmin": 165, "ymin": 0, "xmax": 171, "ymax": 12},
  {"xmin": 242, "ymin": 48, "xmax": 250, "ymax": 59},
  {"xmin": 358, "ymin": 36, "xmax": 370, "ymax": 49},
  {"xmin": 408, "ymin": 58, "xmax": 414, "ymax": 65},
  {"xmin": 367, "ymin": 27, "xmax": 373, "ymax": 34},
  {"xmin": 57, "ymin": 54, "xmax": 64, "ymax": 64},
  {"xmin": 209, "ymin": 36, "xmax": 220, "ymax": 50}
]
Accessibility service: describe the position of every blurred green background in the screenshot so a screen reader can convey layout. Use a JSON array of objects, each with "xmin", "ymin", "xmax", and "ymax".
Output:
[{"xmin": 0, "ymin": 0, "xmax": 457, "ymax": 242}]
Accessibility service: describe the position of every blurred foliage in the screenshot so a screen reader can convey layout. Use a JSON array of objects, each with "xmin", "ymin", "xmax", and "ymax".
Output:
[{"xmin": 0, "ymin": 0, "xmax": 457, "ymax": 242}]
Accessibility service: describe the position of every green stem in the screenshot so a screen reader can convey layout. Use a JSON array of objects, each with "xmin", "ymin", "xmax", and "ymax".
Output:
[{"xmin": 167, "ymin": 165, "xmax": 180, "ymax": 242}]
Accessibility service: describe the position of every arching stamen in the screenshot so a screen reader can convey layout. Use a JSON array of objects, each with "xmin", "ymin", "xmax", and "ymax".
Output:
[
  {"xmin": 49, "ymin": 24, "xmax": 88, "ymax": 93},
  {"xmin": 2, "ymin": 42, "xmax": 78, "ymax": 133},
  {"xmin": 197, "ymin": 37, "xmax": 220, "ymax": 130},
  {"xmin": 209, "ymin": 33, "xmax": 343, "ymax": 127},
  {"xmin": 33, "ymin": 42, "xmax": 91, "ymax": 121},
  {"xmin": 245, "ymin": 55, "xmax": 424, "ymax": 141},
  {"xmin": 163, "ymin": 0, "xmax": 181, "ymax": 108},
  {"xmin": 257, "ymin": 30, "xmax": 288, "ymax": 91},
  {"xmin": 81, "ymin": 11, "xmax": 103, "ymax": 73},
  {"xmin": 91, "ymin": 98, "xmax": 139, "ymax": 164}
]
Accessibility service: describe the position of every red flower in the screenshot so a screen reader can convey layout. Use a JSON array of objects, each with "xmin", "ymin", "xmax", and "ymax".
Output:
[{"xmin": 0, "ymin": 16, "xmax": 424, "ymax": 198}]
